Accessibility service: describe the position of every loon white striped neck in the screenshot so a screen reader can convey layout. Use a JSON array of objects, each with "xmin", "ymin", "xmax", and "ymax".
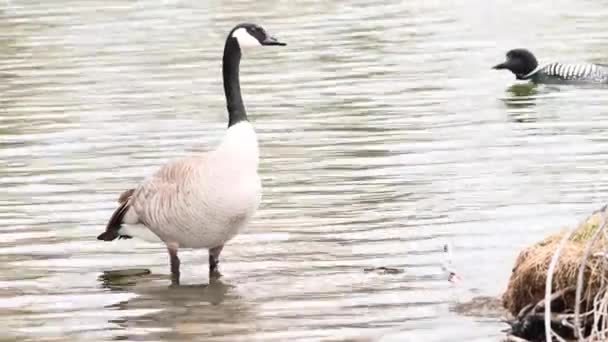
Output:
[{"xmin": 521, "ymin": 63, "xmax": 545, "ymax": 79}]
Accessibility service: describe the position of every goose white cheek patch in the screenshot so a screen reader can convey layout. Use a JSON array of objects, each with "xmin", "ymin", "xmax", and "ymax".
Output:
[{"xmin": 232, "ymin": 28, "xmax": 261, "ymax": 48}]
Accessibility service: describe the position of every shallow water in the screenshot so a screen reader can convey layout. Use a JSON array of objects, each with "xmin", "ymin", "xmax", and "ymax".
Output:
[{"xmin": 2, "ymin": 0, "xmax": 608, "ymax": 341}]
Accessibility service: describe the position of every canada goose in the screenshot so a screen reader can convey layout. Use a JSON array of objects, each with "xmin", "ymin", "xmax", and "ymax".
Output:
[
  {"xmin": 97, "ymin": 23, "xmax": 286, "ymax": 286},
  {"xmin": 493, "ymin": 48, "xmax": 608, "ymax": 84}
]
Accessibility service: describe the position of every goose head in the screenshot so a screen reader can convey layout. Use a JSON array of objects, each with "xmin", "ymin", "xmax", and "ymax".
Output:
[
  {"xmin": 493, "ymin": 48, "xmax": 539, "ymax": 79},
  {"xmin": 229, "ymin": 23, "xmax": 286, "ymax": 49}
]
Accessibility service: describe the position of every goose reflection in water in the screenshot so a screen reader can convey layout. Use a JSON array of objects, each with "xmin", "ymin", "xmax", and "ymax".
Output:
[{"xmin": 98, "ymin": 272, "xmax": 259, "ymax": 341}]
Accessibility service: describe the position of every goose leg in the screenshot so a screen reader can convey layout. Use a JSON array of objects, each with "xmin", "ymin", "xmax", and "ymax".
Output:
[
  {"xmin": 209, "ymin": 245, "xmax": 224, "ymax": 279},
  {"xmin": 167, "ymin": 243, "xmax": 180, "ymax": 286}
]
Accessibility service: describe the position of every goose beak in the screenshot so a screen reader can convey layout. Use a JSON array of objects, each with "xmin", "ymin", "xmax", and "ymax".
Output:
[{"xmin": 262, "ymin": 36, "xmax": 286, "ymax": 46}]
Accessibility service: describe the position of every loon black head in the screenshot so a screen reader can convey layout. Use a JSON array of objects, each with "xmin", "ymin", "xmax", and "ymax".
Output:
[{"xmin": 493, "ymin": 49, "xmax": 539, "ymax": 80}]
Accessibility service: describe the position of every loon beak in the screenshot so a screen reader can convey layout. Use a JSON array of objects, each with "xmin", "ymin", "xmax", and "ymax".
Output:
[
  {"xmin": 493, "ymin": 62, "xmax": 507, "ymax": 70},
  {"xmin": 262, "ymin": 35, "xmax": 286, "ymax": 46}
]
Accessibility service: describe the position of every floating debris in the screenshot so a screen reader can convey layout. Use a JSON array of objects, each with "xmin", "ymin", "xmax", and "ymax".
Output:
[
  {"xmin": 363, "ymin": 266, "xmax": 403, "ymax": 274},
  {"xmin": 442, "ymin": 242, "xmax": 462, "ymax": 284}
]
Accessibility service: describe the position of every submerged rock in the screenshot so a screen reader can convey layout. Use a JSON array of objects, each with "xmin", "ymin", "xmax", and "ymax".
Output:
[{"xmin": 98, "ymin": 268, "xmax": 151, "ymax": 287}]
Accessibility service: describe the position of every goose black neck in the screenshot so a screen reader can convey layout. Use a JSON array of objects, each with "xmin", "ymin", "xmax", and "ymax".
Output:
[{"xmin": 223, "ymin": 38, "xmax": 247, "ymax": 127}]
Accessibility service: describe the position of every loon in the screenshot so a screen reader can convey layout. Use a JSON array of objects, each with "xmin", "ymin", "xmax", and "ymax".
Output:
[{"xmin": 493, "ymin": 49, "xmax": 608, "ymax": 84}]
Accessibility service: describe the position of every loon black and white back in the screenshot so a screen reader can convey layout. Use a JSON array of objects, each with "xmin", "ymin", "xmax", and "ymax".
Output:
[
  {"xmin": 493, "ymin": 48, "xmax": 608, "ymax": 84},
  {"xmin": 535, "ymin": 62, "xmax": 608, "ymax": 84}
]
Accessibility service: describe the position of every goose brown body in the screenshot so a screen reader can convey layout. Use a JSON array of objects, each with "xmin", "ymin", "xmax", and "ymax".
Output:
[{"xmin": 118, "ymin": 123, "xmax": 261, "ymax": 249}]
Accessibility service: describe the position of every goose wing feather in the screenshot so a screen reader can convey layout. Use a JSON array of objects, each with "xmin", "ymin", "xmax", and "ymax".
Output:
[{"xmin": 128, "ymin": 156, "xmax": 207, "ymax": 228}]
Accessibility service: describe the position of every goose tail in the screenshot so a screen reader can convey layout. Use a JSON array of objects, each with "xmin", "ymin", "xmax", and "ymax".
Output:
[{"xmin": 98, "ymin": 201, "xmax": 130, "ymax": 241}]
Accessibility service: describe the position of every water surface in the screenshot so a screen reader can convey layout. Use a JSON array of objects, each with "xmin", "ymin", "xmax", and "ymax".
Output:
[{"xmin": 2, "ymin": 0, "xmax": 608, "ymax": 341}]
